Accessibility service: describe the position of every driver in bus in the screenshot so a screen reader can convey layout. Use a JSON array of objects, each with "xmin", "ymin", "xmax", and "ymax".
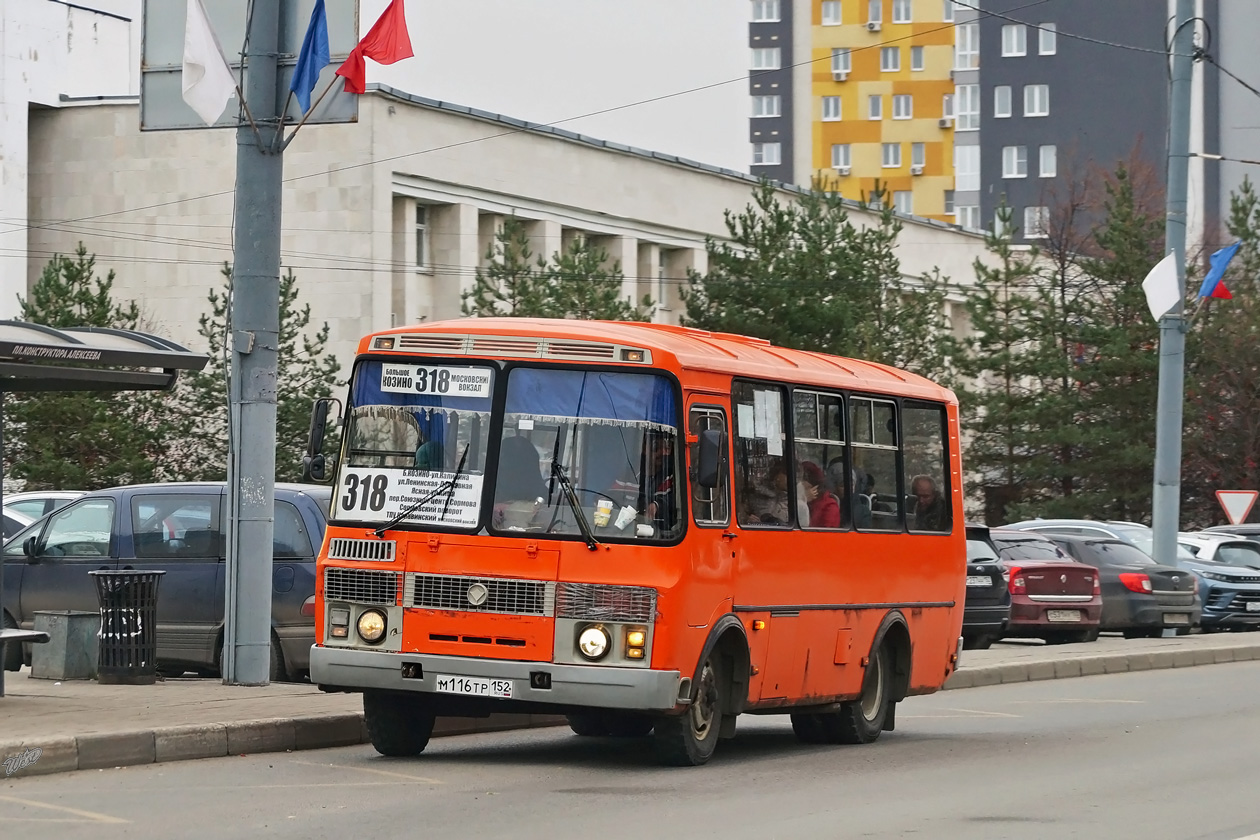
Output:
[{"xmin": 637, "ymin": 433, "xmax": 678, "ymax": 535}]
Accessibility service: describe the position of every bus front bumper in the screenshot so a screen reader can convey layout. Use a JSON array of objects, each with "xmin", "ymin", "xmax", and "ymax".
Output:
[{"xmin": 310, "ymin": 645, "xmax": 686, "ymax": 712}]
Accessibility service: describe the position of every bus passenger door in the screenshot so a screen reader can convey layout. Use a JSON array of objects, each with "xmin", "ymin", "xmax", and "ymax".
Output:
[{"xmin": 685, "ymin": 401, "xmax": 738, "ymax": 633}]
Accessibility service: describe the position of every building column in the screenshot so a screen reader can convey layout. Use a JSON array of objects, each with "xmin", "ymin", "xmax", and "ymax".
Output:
[
  {"xmin": 601, "ymin": 235, "xmax": 640, "ymax": 306},
  {"xmin": 660, "ymin": 247, "xmax": 706, "ymax": 325},
  {"xmin": 429, "ymin": 203, "xmax": 480, "ymax": 321},
  {"xmin": 390, "ymin": 196, "xmax": 413, "ymax": 328},
  {"xmin": 637, "ymin": 242, "xmax": 660, "ymax": 315},
  {"xmin": 527, "ymin": 218, "xmax": 562, "ymax": 265},
  {"xmin": 0, "ymin": 8, "xmax": 29, "ymax": 319}
]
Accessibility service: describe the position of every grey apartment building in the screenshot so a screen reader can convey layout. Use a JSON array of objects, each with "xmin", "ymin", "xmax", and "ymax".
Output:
[{"xmin": 749, "ymin": 0, "xmax": 795, "ymax": 182}]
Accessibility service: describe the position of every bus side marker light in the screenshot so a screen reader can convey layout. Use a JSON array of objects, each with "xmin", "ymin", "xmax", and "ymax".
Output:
[{"xmin": 752, "ymin": 620, "xmax": 766, "ymax": 631}]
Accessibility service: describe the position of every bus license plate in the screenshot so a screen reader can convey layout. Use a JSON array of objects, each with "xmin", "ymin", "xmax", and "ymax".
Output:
[
  {"xmin": 965, "ymin": 575, "xmax": 992, "ymax": 587},
  {"xmin": 1046, "ymin": 610, "xmax": 1081, "ymax": 623},
  {"xmin": 434, "ymin": 675, "xmax": 513, "ymax": 699},
  {"xmin": 1163, "ymin": 613, "xmax": 1191, "ymax": 624}
]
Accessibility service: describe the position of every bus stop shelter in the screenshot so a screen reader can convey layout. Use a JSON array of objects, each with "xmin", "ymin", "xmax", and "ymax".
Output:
[{"xmin": 0, "ymin": 320, "xmax": 209, "ymax": 696}]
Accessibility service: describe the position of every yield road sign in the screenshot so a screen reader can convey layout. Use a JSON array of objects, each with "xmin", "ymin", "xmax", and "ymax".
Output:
[{"xmin": 1215, "ymin": 490, "xmax": 1259, "ymax": 525}]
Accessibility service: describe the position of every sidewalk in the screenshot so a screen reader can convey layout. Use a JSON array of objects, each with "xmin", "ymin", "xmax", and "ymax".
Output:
[{"xmin": 3, "ymin": 632, "xmax": 1259, "ymax": 778}]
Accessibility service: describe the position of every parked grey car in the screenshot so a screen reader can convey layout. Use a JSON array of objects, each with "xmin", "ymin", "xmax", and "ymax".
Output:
[{"xmin": 2, "ymin": 482, "xmax": 331, "ymax": 680}]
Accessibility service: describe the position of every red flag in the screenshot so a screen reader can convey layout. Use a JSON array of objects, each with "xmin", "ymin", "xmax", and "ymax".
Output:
[
  {"xmin": 1211, "ymin": 281, "xmax": 1233, "ymax": 300},
  {"xmin": 335, "ymin": 0, "xmax": 413, "ymax": 94}
]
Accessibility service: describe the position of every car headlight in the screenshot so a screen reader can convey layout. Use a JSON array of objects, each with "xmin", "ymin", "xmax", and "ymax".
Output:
[
  {"xmin": 1198, "ymin": 571, "xmax": 1233, "ymax": 583},
  {"xmin": 577, "ymin": 625, "xmax": 610, "ymax": 660},
  {"xmin": 356, "ymin": 609, "xmax": 387, "ymax": 644}
]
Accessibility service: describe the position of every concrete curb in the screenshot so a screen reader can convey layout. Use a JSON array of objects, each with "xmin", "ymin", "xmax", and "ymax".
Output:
[
  {"xmin": 6, "ymin": 641, "xmax": 1260, "ymax": 779},
  {"xmin": 2, "ymin": 713, "xmax": 566, "ymax": 779}
]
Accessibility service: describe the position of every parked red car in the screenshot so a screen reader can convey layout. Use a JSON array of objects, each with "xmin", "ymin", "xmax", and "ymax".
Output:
[{"xmin": 989, "ymin": 528, "xmax": 1103, "ymax": 644}]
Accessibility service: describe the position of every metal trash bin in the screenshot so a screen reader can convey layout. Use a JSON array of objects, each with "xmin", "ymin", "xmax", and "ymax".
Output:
[{"xmin": 89, "ymin": 570, "xmax": 165, "ymax": 685}]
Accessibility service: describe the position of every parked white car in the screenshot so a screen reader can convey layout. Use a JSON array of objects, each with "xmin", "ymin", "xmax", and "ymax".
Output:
[
  {"xmin": 1178, "ymin": 532, "xmax": 1260, "ymax": 569},
  {"xmin": 2, "ymin": 490, "xmax": 85, "ymax": 523}
]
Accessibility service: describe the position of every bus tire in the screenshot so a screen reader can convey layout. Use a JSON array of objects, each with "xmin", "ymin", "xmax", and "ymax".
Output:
[
  {"xmin": 566, "ymin": 713, "xmax": 610, "ymax": 737},
  {"xmin": 652, "ymin": 653, "xmax": 725, "ymax": 766},
  {"xmin": 364, "ymin": 691, "xmax": 437, "ymax": 757},
  {"xmin": 790, "ymin": 713, "xmax": 828, "ymax": 744},
  {"xmin": 828, "ymin": 642, "xmax": 891, "ymax": 745},
  {"xmin": 604, "ymin": 713, "xmax": 654, "ymax": 738}
]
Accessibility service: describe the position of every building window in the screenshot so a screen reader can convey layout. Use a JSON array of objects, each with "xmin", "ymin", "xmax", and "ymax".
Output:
[
  {"xmin": 993, "ymin": 211, "xmax": 1010, "ymax": 238},
  {"xmin": 832, "ymin": 143, "xmax": 852, "ymax": 169},
  {"xmin": 822, "ymin": 0, "xmax": 842, "ymax": 25},
  {"xmin": 752, "ymin": 142, "xmax": 782, "ymax": 165},
  {"xmin": 944, "ymin": 189, "xmax": 955, "ymax": 214},
  {"xmin": 943, "ymin": 0, "xmax": 956, "ymax": 22},
  {"xmin": 752, "ymin": 94, "xmax": 781, "ymax": 117},
  {"xmin": 894, "ymin": 191, "xmax": 913, "ymax": 214},
  {"xmin": 1002, "ymin": 145, "xmax": 1028, "ymax": 178},
  {"xmin": 942, "ymin": 93, "xmax": 954, "ymax": 118},
  {"xmin": 869, "ymin": 95, "xmax": 883, "ymax": 120},
  {"xmin": 881, "ymin": 47, "xmax": 901, "ymax": 72},
  {"xmin": 893, "ymin": 94, "xmax": 913, "ymax": 119},
  {"xmin": 955, "ymin": 23, "xmax": 978, "ymax": 69},
  {"xmin": 911, "ymin": 45, "xmax": 924, "ymax": 70},
  {"xmin": 1024, "ymin": 205, "xmax": 1049, "ymax": 238},
  {"xmin": 955, "ymin": 145, "xmax": 980, "ymax": 191},
  {"xmin": 832, "ymin": 47, "xmax": 852, "ymax": 74},
  {"xmin": 955, "ymin": 84, "xmax": 979, "ymax": 130},
  {"xmin": 1024, "ymin": 84, "xmax": 1049, "ymax": 116},
  {"xmin": 893, "ymin": 0, "xmax": 912, "ymax": 23},
  {"xmin": 993, "ymin": 85, "xmax": 1012, "ymax": 118},
  {"xmin": 751, "ymin": 0, "xmax": 781, "ymax": 22},
  {"xmin": 415, "ymin": 204, "xmax": 429, "ymax": 268},
  {"xmin": 957, "ymin": 205, "xmax": 980, "ymax": 230},
  {"xmin": 1040, "ymin": 144, "xmax": 1057, "ymax": 177},
  {"xmin": 751, "ymin": 48, "xmax": 781, "ymax": 70},
  {"xmin": 912, "ymin": 142, "xmax": 926, "ymax": 167},
  {"xmin": 882, "ymin": 142, "xmax": 902, "ymax": 168},
  {"xmin": 822, "ymin": 95, "xmax": 842, "ymax": 121},
  {"xmin": 1039, "ymin": 23, "xmax": 1057, "ymax": 55},
  {"xmin": 868, "ymin": 0, "xmax": 882, "ymax": 23},
  {"xmin": 1001, "ymin": 24, "xmax": 1027, "ymax": 56}
]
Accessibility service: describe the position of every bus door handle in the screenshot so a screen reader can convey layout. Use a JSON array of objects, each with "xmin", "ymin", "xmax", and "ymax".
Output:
[{"xmin": 721, "ymin": 531, "xmax": 738, "ymax": 540}]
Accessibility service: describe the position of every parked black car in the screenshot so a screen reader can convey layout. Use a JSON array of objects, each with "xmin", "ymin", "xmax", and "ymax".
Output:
[
  {"xmin": 2, "ymin": 482, "xmax": 331, "ymax": 680},
  {"xmin": 1045, "ymin": 534, "xmax": 1200, "ymax": 638},
  {"xmin": 962, "ymin": 523, "xmax": 1011, "ymax": 649}
]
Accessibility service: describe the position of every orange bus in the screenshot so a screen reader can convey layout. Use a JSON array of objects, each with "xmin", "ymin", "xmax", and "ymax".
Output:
[{"xmin": 307, "ymin": 318, "xmax": 965, "ymax": 766}]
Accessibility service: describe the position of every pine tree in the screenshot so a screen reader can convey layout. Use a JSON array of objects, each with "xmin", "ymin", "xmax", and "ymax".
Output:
[
  {"xmin": 5, "ymin": 245, "xmax": 165, "ymax": 490},
  {"xmin": 681, "ymin": 180, "xmax": 955, "ymax": 380},
  {"xmin": 462, "ymin": 217, "xmax": 652, "ymax": 320},
  {"xmin": 171, "ymin": 265, "xmax": 342, "ymax": 483}
]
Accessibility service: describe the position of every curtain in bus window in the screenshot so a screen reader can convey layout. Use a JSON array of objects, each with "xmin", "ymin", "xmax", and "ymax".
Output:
[{"xmin": 503, "ymin": 369, "xmax": 675, "ymax": 428}]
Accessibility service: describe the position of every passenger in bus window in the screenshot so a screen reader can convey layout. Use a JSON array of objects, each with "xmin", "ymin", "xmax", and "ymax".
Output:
[
  {"xmin": 800, "ymin": 461, "xmax": 840, "ymax": 528},
  {"xmin": 745, "ymin": 458, "xmax": 790, "ymax": 525},
  {"xmin": 911, "ymin": 474, "xmax": 948, "ymax": 531},
  {"xmin": 492, "ymin": 435, "xmax": 547, "ymax": 530}
]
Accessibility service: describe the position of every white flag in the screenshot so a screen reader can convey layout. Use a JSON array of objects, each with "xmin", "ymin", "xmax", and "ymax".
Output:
[
  {"xmin": 182, "ymin": 0, "xmax": 237, "ymax": 125},
  {"xmin": 1141, "ymin": 252, "xmax": 1181, "ymax": 323}
]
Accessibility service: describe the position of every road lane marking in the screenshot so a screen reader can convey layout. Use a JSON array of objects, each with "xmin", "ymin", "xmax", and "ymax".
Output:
[
  {"xmin": 1008, "ymin": 699, "xmax": 1145, "ymax": 704},
  {"xmin": 940, "ymin": 707, "xmax": 1022, "ymax": 718},
  {"xmin": 0, "ymin": 794, "xmax": 128, "ymax": 824},
  {"xmin": 901, "ymin": 707, "xmax": 1022, "ymax": 720},
  {"xmin": 289, "ymin": 759, "xmax": 444, "ymax": 784}
]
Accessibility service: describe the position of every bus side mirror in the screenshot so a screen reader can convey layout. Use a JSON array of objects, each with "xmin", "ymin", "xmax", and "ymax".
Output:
[
  {"xmin": 697, "ymin": 429, "xmax": 725, "ymax": 489},
  {"xmin": 302, "ymin": 398, "xmax": 340, "ymax": 483}
]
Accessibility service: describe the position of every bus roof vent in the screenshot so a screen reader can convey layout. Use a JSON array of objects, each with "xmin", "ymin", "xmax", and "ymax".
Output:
[
  {"xmin": 396, "ymin": 334, "xmax": 467, "ymax": 353},
  {"xmin": 470, "ymin": 337, "xmax": 542, "ymax": 357},
  {"xmin": 544, "ymin": 341, "xmax": 617, "ymax": 360}
]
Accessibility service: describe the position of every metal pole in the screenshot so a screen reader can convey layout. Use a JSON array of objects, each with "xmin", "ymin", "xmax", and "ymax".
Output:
[
  {"xmin": 0, "ymin": 391, "xmax": 7, "ymax": 697},
  {"xmin": 224, "ymin": 1, "xmax": 282, "ymax": 685},
  {"xmin": 1152, "ymin": 0, "xmax": 1195, "ymax": 569}
]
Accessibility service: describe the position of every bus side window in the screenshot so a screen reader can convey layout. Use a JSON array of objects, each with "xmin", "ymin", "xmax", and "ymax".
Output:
[
  {"xmin": 689, "ymin": 407, "xmax": 729, "ymax": 526},
  {"xmin": 903, "ymin": 403, "xmax": 952, "ymax": 533},
  {"xmin": 851, "ymin": 397, "xmax": 902, "ymax": 532},
  {"xmin": 733, "ymin": 383, "xmax": 792, "ymax": 528}
]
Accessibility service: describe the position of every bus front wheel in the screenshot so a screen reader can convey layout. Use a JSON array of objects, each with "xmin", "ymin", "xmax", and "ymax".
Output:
[
  {"xmin": 364, "ymin": 691, "xmax": 436, "ymax": 757},
  {"xmin": 652, "ymin": 655, "xmax": 725, "ymax": 766}
]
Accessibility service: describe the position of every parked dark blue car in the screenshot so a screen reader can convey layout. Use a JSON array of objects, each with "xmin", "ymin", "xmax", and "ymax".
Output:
[{"xmin": 1, "ymin": 482, "xmax": 331, "ymax": 680}]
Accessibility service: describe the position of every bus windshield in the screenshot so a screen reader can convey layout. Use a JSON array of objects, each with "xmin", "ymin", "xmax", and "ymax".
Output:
[
  {"xmin": 334, "ymin": 360, "xmax": 496, "ymax": 529},
  {"xmin": 491, "ymin": 368, "xmax": 682, "ymax": 543}
]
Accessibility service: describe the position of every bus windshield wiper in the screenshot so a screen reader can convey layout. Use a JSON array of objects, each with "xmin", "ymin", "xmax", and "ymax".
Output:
[
  {"xmin": 373, "ymin": 444, "xmax": 469, "ymax": 537},
  {"xmin": 551, "ymin": 460, "xmax": 599, "ymax": 552}
]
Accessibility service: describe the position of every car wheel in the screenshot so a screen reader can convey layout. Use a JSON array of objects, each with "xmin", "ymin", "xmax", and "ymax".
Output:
[
  {"xmin": 1122, "ymin": 628, "xmax": 1161, "ymax": 640},
  {"xmin": 214, "ymin": 634, "xmax": 288, "ymax": 681},
  {"xmin": 364, "ymin": 691, "xmax": 437, "ymax": 757},
  {"xmin": 2, "ymin": 611, "xmax": 23, "ymax": 672},
  {"xmin": 652, "ymin": 654, "xmax": 725, "ymax": 766}
]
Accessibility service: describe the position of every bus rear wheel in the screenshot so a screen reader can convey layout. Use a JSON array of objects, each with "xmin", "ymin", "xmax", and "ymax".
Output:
[
  {"xmin": 799, "ymin": 644, "xmax": 891, "ymax": 746},
  {"xmin": 363, "ymin": 691, "xmax": 436, "ymax": 757},
  {"xmin": 652, "ymin": 655, "xmax": 724, "ymax": 766}
]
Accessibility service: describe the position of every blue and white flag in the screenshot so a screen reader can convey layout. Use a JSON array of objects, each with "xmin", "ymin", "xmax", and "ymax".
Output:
[{"xmin": 291, "ymin": 0, "xmax": 331, "ymax": 113}]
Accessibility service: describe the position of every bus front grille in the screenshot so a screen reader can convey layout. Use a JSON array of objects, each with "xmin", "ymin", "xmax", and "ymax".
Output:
[
  {"xmin": 405, "ymin": 573, "xmax": 555, "ymax": 616},
  {"xmin": 555, "ymin": 582, "xmax": 658, "ymax": 623},
  {"xmin": 324, "ymin": 567, "xmax": 403, "ymax": 605}
]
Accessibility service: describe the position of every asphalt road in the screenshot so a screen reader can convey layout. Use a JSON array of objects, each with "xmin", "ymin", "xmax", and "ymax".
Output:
[{"xmin": 5, "ymin": 663, "xmax": 1260, "ymax": 840}]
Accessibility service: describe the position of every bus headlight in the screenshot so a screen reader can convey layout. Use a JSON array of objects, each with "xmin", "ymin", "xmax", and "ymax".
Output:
[
  {"xmin": 577, "ymin": 625, "xmax": 610, "ymax": 660},
  {"xmin": 625, "ymin": 627, "xmax": 647, "ymax": 660},
  {"xmin": 357, "ymin": 609, "xmax": 387, "ymax": 644}
]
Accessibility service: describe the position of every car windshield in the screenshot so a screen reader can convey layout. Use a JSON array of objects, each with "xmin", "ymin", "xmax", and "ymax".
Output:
[
  {"xmin": 334, "ymin": 360, "xmax": 496, "ymax": 529},
  {"xmin": 490, "ymin": 368, "xmax": 682, "ymax": 543},
  {"xmin": 1216, "ymin": 542, "xmax": 1260, "ymax": 568},
  {"xmin": 1087, "ymin": 540, "xmax": 1156, "ymax": 566},
  {"xmin": 1110, "ymin": 524, "xmax": 1198, "ymax": 561},
  {"xmin": 967, "ymin": 538, "xmax": 999, "ymax": 561}
]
